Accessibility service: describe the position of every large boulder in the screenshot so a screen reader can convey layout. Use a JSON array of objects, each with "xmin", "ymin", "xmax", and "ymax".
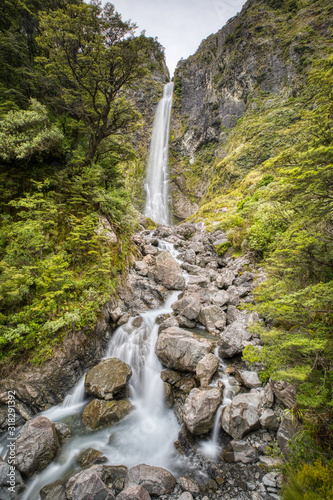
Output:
[
  {"xmin": 221, "ymin": 391, "xmax": 263, "ymax": 439},
  {"xmin": 125, "ymin": 464, "xmax": 176, "ymax": 496},
  {"xmin": 196, "ymin": 354, "xmax": 220, "ymax": 387},
  {"xmin": 14, "ymin": 416, "xmax": 60, "ymax": 477},
  {"xmin": 223, "ymin": 440, "xmax": 258, "ymax": 464},
  {"xmin": 198, "ymin": 305, "xmax": 226, "ymax": 333},
  {"xmin": 155, "ymin": 327, "xmax": 213, "ymax": 372},
  {"xmin": 218, "ymin": 320, "xmax": 252, "ymax": 358},
  {"xmin": 183, "ymin": 387, "xmax": 222, "ymax": 435},
  {"xmin": 216, "ymin": 269, "xmax": 235, "ymax": 289},
  {"xmin": 117, "ymin": 485, "xmax": 151, "ymax": 500},
  {"xmin": 66, "ymin": 466, "xmax": 115, "ymax": 500},
  {"xmin": 85, "ymin": 358, "xmax": 132, "ymax": 400},
  {"xmin": 0, "ymin": 461, "xmax": 25, "ymax": 499},
  {"xmin": 238, "ymin": 371, "xmax": 262, "ymax": 389},
  {"xmin": 210, "ymin": 290, "xmax": 230, "ymax": 307},
  {"xmin": 82, "ymin": 398, "xmax": 133, "ymax": 430},
  {"xmin": 171, "ymin": 294, "xmax": 201, "ymax": 320},
  {"xmin": 154, "ymin": 251, "xmax": 185, "ymax": 290},
  {"xmin": 259, "ymin": 409, "xmax": 280, "ymax": 430}
]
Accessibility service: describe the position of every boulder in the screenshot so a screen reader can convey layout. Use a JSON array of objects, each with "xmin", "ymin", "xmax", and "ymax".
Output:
[
  {"xmin": 270, "ymin": 379, "xmax": 297, "ymax": 408},
  {"xmin": 82, "ymin": 398, "xmax": 133, "ymax": 431},
  {"xmin": 183, "ymin": 387, "xmax": 222, "ymax": 434},
  {"xmin": 277, "ymin": 411, "xmax": 302, "ymax": 459},
  {"xmin": 177, "ymin": 315, "xmax": 196, "ymax": 328},
  {"xmin": 221, "ymin": 391, "xmax": 263, "ymax": 439},
  {"xmin": 177, "ymin": 476, "xmax": 201, "ymax": 495},
  {"xmin": 76, "ymin": 448, "xmax": 107, "ymax": 468},
  {"xmin": 142, "ymin": 245, "xmax": 159, "ymax": 256},
  {"xmin": 40, "ymin": 480, "xmax": 66, "ymax": 500},
  {"xmin": 210, "ymin": 290, "xmax": 230, "ymax": 307},
  {"xmin": 223, "ymin": 440, "xmax": 258, "ymax": 464},
  {"xmin": 0, "ymin": 462, "xmax": 25, "ymax": 499},
  {"xmin": 161, "ymin": 370, "xmax": 196, "ymax": 393},
  {"xmin": 259, "ymin": 409, "xmax": 280, "ymax": 430},
  {"xmin": 154, "ymin": 251, "xmax": 185, "ymax": 290},
  {"xmin": 134, "ymin": 261, "xmax": 149, "ymax": 277},
  {"xmin": 171, "ymin": 294, "xmax": 201, "ymax": 320},
  {"xmin": 238, "ymin": 371, "xmax": 262, "ymax": 389},
  {"xmin": 85, "ymin": 358, "xmax": 132, "ymax": 400},
  {"xmin": 198, "ymin": 305, "xmax": 226, "ymax": 333},
  {"xmin": 196, "ymin": 354, "xmax": 220, "ymax": 387},
  {"xmin": 179, "ymin": 493, "xmax": 194, "ymax": 500},
  {"xmin": 155, "ymin": 327, "xmax": 213, "ymax": 372},
  {"xmin": 125, "ymin": 464, "xmax": 176, "ymax": 496},
  {"xmin": 54, "ymin": 422, "xmax": 72, "ymax": 443},
  {"xmin": 216, "ymin": 269, "xmax": 235, "ymax": 289},
  {"xmin": 187, "ymin": 276, "xmax": 210, "ymax": 288},
  {"xmin": 66, "ymin": 466, "xmax": 115, "ymax": 500},
  {"xmin": 117, "ymin": 485, "xmax": 151, "ymax": 500},
  {"xmin": 218, "ymin": 320, "xmax": 252, "ymax": 358},
  {"xmin": 163, "ymin": 382, "xmax": 174, "ymax": 408},
  {"xmin": 14, "ymin": 416, "xmax": 60, "ymax": 477},
  {"xmin": 183, "ymin": 249, "xmax": 196, "ymax": 265}
]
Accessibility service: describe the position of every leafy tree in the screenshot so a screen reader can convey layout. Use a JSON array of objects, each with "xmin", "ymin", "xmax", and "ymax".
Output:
[{"xmin": 36, "ymin": 1, "xmax": 148, "ymax": 165}]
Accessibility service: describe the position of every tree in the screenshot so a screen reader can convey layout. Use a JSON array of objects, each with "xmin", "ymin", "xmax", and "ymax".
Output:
[{"xmin": 37, "ymin": 1, "xmax": 148, "ymax": 165}]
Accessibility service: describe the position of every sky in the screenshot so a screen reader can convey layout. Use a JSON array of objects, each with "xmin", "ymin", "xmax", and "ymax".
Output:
[{"xmin": 109, "ymin": 0, "xmax": 248, "ymax": 76}]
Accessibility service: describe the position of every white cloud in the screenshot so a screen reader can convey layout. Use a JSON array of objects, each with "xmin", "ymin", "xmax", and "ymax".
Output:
[{"xmin": 106, "ymin": 0, "xmax": 247, "ymax": 76}]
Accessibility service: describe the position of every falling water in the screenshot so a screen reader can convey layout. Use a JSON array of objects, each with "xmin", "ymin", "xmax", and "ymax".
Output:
[{"xmin": 144, "ymin": 82, "xmax": 174, "ymax": 225}]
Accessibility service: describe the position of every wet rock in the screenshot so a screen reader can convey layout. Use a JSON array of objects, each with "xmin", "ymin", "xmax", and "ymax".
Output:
[
  {"xmin": 118, "ymin": 314, "xmax": 130, "ymax": 326},
  {"xmin": 76, "ymin": 448, "xmax": 107, "ymax": 468},
  {"xmin": 270, "ymin": 379, "xmax": 297, "ymax": 408},
  {"xmin": 103, "ymin": 465, "xmax": 128, "ymax": 495},
  {"xmin": 216, "ymin": 269, "xmax": 235, "ymax": 289},
  {"xmin": 14, "ymin": 416, "xmax": 60, "ymax": 478},
  {"xmin": 125, "ymin": 463, "xmax": 176, "ymax": 496},
  {"xmin": 177, "ymin": 315, "xmax": 197, "ymax": 328},
  {"xmin": 238, "ymin": 371, "xmax": 262, "ymax": 389},
  {"xmin": 54, "ymin": 422, "xmax": 72, "ymax": 443},
  {"xmin": 66, "ymin": 466, "xmax": 115, "ymax": 500},
  {"xmin": 218, "ymin": 320, "xmax": 252, "ymax": 358},
  {"xmin": 164, "ymin": 382, "xmax": 174, "ymax": 408},
  {"xmin": 161, "ymin": 369, "xmax": 196, "ymax": 393},
  {"xmin": 158, "ymin": 316, "xmax": 179, "ymax": 332},
  {"xmin": 177, "ymin": 476, "xmax": 201, "ymax": 495},
  {"xmin": 154, "ymin": 251, "xmax": 185, "ymax": 290},
  {"xmin": 196, "ymin": 353, "xmax": 220, "ymax": 387},
  {"xmin": 132, "ymin": 316, "xmax": 143, "ymax": 328},
  {"xmin": 259, "ymin": 409, "xmax": 280, "ymax": 430},
  {"xmin": 277, "ymin": 411, "xmax": 302, "ymax": 459},
  {"xmin": 40, "ymin": 480, "xmax": 66, "ymax": 500},
  {"xmin": 171, "ymin": 293, "xmax": 201, "ymax": 320},
  {"xmin": 183, "ymin": 387, "xmax": 222, "ymax": 434},
  {"xmin": 155, "ymin": 327, "xmax": 213, "ymax": 372},
  {"xmin": 85, "ymin": 358, "xmax": 132, "ymax": 401},
  {"xmin": 223, "ymin": 440, "xmax": 258, "ymax": 464},
  {"xmin": 82, "ymin": 398, "xmax": 133, "ymax": 431},
  {"xmin": 198, "ymin": 305, "xmax": 226, "ymax": 333},
  {"xmin": 0, "ymin": 462, "xmax": 25, "ymax": 499},
  {"xmin": 221, "ymin": 391, "xmax": 263, "ymax": 439},
  {"xmin": 117, "ymin": 485, "xmax": 151, "ymax": 500}
]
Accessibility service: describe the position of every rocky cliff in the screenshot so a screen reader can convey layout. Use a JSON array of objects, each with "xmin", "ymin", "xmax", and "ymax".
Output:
[{"xmin": 169, "ymin": 0, "xmax": 332, "ymax": 218}]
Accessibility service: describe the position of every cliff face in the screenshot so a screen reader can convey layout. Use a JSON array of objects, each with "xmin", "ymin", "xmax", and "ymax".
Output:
[{"xmin": 170, "ymin": 0, "xmax": 332, "ymax": 219}]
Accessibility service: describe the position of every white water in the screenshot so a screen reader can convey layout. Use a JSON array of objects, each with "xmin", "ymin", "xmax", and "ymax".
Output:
[
  {"xmin": 144, "ymin": 82, "xmax": 174, "ymax": 225},
  {"xmin": 21, "ymin": 242, "xmax": 183, "ymax": 500}
]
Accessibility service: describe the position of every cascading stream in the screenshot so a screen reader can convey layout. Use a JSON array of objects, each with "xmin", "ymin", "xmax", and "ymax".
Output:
[{"xmin": 144, "ymin": 82, "xmax": 174, "ymax": 225}]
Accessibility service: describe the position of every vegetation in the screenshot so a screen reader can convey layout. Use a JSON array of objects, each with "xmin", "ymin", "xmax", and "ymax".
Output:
[{"xmin": 0, "ymin": 0, "xmax": 164, "ymax": 370}]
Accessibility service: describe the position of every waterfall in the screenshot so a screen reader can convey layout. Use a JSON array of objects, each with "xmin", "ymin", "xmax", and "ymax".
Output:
[{"xmin": 144, "ymin": 82, "xmax": 174, "ymax": 225}]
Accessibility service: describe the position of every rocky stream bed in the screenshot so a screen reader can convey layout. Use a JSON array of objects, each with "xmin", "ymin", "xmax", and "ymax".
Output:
[{"xmin": 0, "ymin": 222, "xmax": 301, "ymax": 500}]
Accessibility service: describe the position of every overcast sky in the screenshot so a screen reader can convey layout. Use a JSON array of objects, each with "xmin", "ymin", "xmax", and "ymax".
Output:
[{"xmin": 110, "ymin": 0, "xmax": 248, "ymax": 76}]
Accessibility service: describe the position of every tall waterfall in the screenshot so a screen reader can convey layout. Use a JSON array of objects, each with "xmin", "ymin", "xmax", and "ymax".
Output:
[{"xmin": 144, "ymin": 82, "xmax": 174, "ymax": 225}]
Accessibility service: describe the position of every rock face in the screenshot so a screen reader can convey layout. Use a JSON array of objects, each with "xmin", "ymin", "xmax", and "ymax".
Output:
[
  {"xmin": 196, "ymin": 353, "xmax": 220, "ymax": 387},
  {"xmin": 125, "ymin": 464, "xmax": 176, "ymax": 496},
  {"xmin": 82, "ymin": 398, "xmax": 133, "ymax": 430},
  {"xmin": 155, "ymin": 327, "xmax": 213, "ymax": 372},
  {"xmin": 154, "ymin": 251, "xmax": 185, "ymax": 290},
  {"xmin": 221, "ymin": 391, "xmax": 263, "ymax": 439},
  {"xmin": 218, "ymin": 320, "xmax": 252, "ymax": 358},
  {"xmin": 183, "ymin": 387, "xmax": 222, "ymax": 434},
  {"xmin": 14, "ymin": 416, "xmax": 60, "ymax": 478},
  {"xmin": 85, "ymin": 358, "xmax": 132, "ymax": 400}
]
